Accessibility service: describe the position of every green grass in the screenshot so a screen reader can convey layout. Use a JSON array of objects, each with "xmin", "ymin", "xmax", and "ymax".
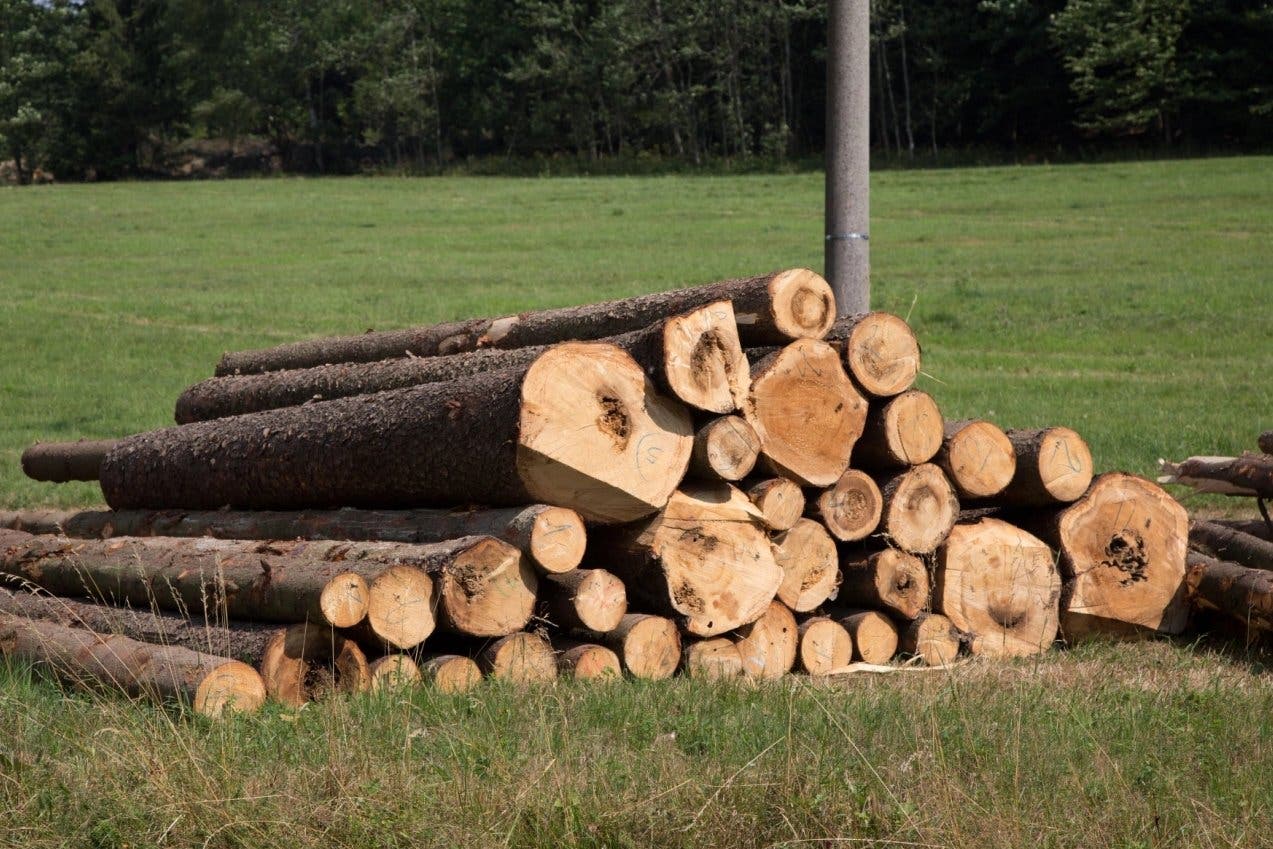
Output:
[{"xmin": 0, "ymin": 159, "xmax": 1271, "ymax": 847}]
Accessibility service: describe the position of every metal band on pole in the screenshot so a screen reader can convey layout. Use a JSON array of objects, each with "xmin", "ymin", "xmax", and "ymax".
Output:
[{"xmin": 825, "ymin": 0, "xmax": 870, "ymax": 317}]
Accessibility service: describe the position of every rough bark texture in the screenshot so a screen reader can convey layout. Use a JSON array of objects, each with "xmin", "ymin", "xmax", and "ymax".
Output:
[
  {"xmin": 0, "ymin": 612, "xmax": 266, "ymax": 717},
  {"xmin": 733, "ymin": 600, "xmax": 798, "ymax": 679},
  {"xmin": 103, "ymin": 343, "xmax": 694, "ymax": 525},
  {"xmin": 771, "ymin": 519, "xmax": 840, "ymax": 612},
  {"xmin": 1185, "ymin": 551, "xmax": 1273, "ymax": 636},
  {"xmin": 851, "ymin": 390, "xmax": 944, "ymax": 469},
  {"xmin": 744, "ymin": 340, "xmax": 868, "ymax": 487},
  {"xmin": 477, "ymin": 632, "xmax": 559, "ymax": 684},
  {"xmin": 593, "ymin": 483, "xmax": 782, "ymax": 637},
  {"xmin": 687, "ymin": 415, "xmax": 761, "ymax": 481},
  {"xmin": 935, "ymin": 420, "xmax": 1017, "ymax": 500},
  {"xmin": 1158, "ymin": 453, "xmax": 1273, "ymax": 498},
  {"xmin": 555, "ymin": 642, "xmax": 622, "ymax": 679},
  {"xmin": 540, "ymin": 568, "xmax": 627, "ymax": 633},
  {"xmin": 876, "ymin": 464, "xmax": 960, "ymax": 555},
  {"xmin": 216, "ymin": 269, "xmax": 834, "ymax": 375},
  {"xmin": 368, "ymin": 654, "xmax": 421, "ymax": 690},
  {"xmin": 837, "ymin": 548, "xmax": 929, "ymax": 620},
  {"xmin": 837, "ymin": 610, "xmax": 898, "ymax": 663},
  {"xmin": 577, "ymin": 613, "xmax": 680, "ymax": 680},
  {"xmin": 899, "ymin": 613, "xmax": 962, "ymax": 666},
  {"xmin": 21, "ymin": 439, "xmax": 117, "ymax": 483},
  {"xmin": 999, "ymin": 428, "xmax": 1093, "ymax": 506},
  {"xmin": 826, "ymin": 313, "xmax": 921, "ymax": 398},
  {"xmin": 681, "ymin": 637, "xmax": 744, "ymax": 679},
  {"xmin": 809, "ymin": 469, "xmax": 882, "ymax": 542},
  {"xmin": 260, "ymin": 623, "xmax": 371, "ymax": 706},
  {"xmin": 796, "ymin": 616, "xmax": 853, "ymax": 675},
  {"xmin": 745, "ymin": 478, "xmax": 805, "ymax": 531},
  {"xmin": 417, "ymin": 654, "xmax": 482, "ymax": 693},
  {"xmin": 1213, "ymin": 518, "xmax": 1273, "ymax": 542},
  {"xmin": 1190, "ymin": 521, "xmax": 1273, "ymax": 572},
  {"xmin": 934, "ymin": 519, "xmax": 1060, "ymax": 657}
]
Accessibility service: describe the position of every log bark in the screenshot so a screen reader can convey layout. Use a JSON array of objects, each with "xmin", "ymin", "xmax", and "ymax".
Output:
[
  {"xmin": 1190, "ymin": 521, "xmax": 1273, "ymax": 572},
  {"xmin": 540, "ymin": 568, "xmax": 627, "ymax": 633},
  {"xmin": 0, "ymin": 612, "xmax": 266, "ymax": 717},
  {"xmin": 593, "ymin": 483, "xmax": 781, "ymax": 637},
  {"xmin": 837, "ymin": 548, "xmax": 929, "ymax": 620},
  {"xmin": 417, "ymin": 654, "xmax": 482, "ymax": 693},
  {"xmin": 687, "ymin": 415, "xmax": 761, "ymax": 482},
  {"xmin": 260, "ymin": 623, "xmax": 371, "ymax": 706},
  {"xmin": 1157, "ymin": 454, "xmax": 1273, "ymax": 498},
  {"xmin": 1023, "ymin": 474, "xmax": 1188, "ymax": 641},
  {"xmin": 771, "ymin": 518, "xmax": 840, "ymax": 612},
  {"xmin": 555, "ymin": 642, "xmax": 622, "ymax": 679},
  {"xmin": 837, "ymin": 610, "xmax": 898, "ymax": 663},
  {"xmin": 733, "ymin": 600, "xmax": 798, "ymax": 679},
  {"xmin": 999, "ymin": 427, "xmax": 1093, "ymax": 505},
  {"xmin": 20, "ymin": 439, "xmax": 117, "ymax": 483},
  {"xmin": 368, "ymin": 654, "xmax": 422, "ymax": 691},
  {"xmin": 103, "ymin": 342, "xmax": 694, "ymax": 525},
  {"xmin": 476, "ymin": 632, "xmax": 559, "ymax": 684},
  {"xmin": 796, "ymin": 616, "xmax": 853, "ymax": 675},
  {"xmin": 851, "ymin": 390, "xmax": 943, "ymax": 469},
  {"xmin": 577, "ymin": 614, "xmax": 680, "ymax": 680},
  {"xmin": 186, "ymin": 301, "xmax": 750, "ymax": 420},
  {"xmin": 826, "ymin": 312, "xmax": 921, "ymax": 398},
  {"xmin": 899, "ymin": 613, "xmax": 962, "ymax": 666},
  {"xmin": 745, "ymin": 478, "xmax": 805, "ymax": 532},
  {"xmin": 744, "ymin": 340, "xmax": 867, "ymax": 486},
  {"xmin": 216, "ymin": 269, "xmax": 834, "ymax": 375},
  {"xmin": 1213, "ymin": 518, "xmax": 1273, "ymax": 542},
  {"xmin": 809, "ymin": 469, "xmax": 882, "ymax": 542},
  {"xmin": 0, "ymin": 505, "xmax": 587, "ymax": 576},
  {"xmin": 935, "ymin": 420, "xmax": 1016, "ymax": 499},
  {"xmin": 681, "ymin": 637, "xmax": 744, "ymax": 679},
  {"xmin": 1185, "ymin": 551, "xmax": 1273, "ymax": 635},
  {"xmin": 876, "ymin": 464, "xmax": 959, "ymax": 555},
  {"xmin": 934, "ymin": 519, "xmax": 1060, "ymax": 657}
]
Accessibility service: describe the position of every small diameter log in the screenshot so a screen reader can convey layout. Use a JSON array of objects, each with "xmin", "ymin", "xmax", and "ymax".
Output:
[
  {"xmin": 851, "ymin": 390, "xmax": 944, "ymax": 469},
  {"xmin": 688, "ymin": 416, "xmax": 761, "ymax": 482},
  {"xmin": 595, "ymin": 483, "xmax": 781, "ymax": 637},
  {"xmin": 477, "ymin": 632, "xmax": 558, "ymax": 684},
  {"xmin": 368, "ymin": 655, "xmax": 422, "ymax": 691},
  {"xmin": 934, "ymin": 519, "xmax": 1060, "ymax": 657},
  {"xmin": 1190, "ymin": 521, "xmax": 1273, "ymax": 572},
  {"xmin": 1026, "ymin": 474, "xmax": 1188, "ymax": 641},
  {"xmin": 876, "ymin": 464, "xmax": 960, "ymax": 555},
  {"xmin": 733, "ymin": 601, "xmax": 798, "ymax": 679},
  {"xmin": 899, "ymin": 614, "xmax": 962, "ymax": 666},
  {"xmin": 1158, "ymin": 454, "xmax": 1273, "ymax": 499},
  {"xmin": 1186, "ymin": 551, "xmax": 1273, "ymax": 635},
  {"xmin": 746, "ymin": 478, "xmax": 805, "ymax": 532},
  {"xmin": 21, "ymin": 439, "xmax": 118, "ymax": 483},
  {"xmin": 418, "ymin": 654, "xmax": 482, "ymax": 693},
  {"xmin": 261, "ymin": 623, "xmax": 371, "ymax": 706},
  {"xmin": 1260, "ymin": 431, "xmax": 1273, "ymax": 456},
  {"xmin": 540, "ymin": 569, "xmax": 627, "ymax": 632},
  {"xmin": 0, "ymin": 505, "xmax": 587, "ymax": 576},
  {"xmin": 103, "ymin": 343, "xmax": 694, "ymax": 525},
  {"xmin": 772, "ymin": 519, "xmax": 840, "ymax": 612},
  {"xmin": 556, "ymin": 643, "xmax": 622, "ymax": 680},
  {"xmin": 935, "ymin": 420, "xmax": 1016, "ymax": 500},
  {"xmin": 837, "ymin": 548, "xmax": 929, "ymax": 620},
  {"xmin": 579, "ymin": 614, "xmax": 681, "ymax": 680},
  {"xmin": 1213, "ymin": 519, "xmax": 1273, "ymax": 542},
  {"xmin": 682, "ymin": 638, "xmax": 744, "ymax": 680},
  {"xmin": 744, "ymin": 340, "xmax": 868, "ymax": 487},
  {"xmin": 837, "ymin": 610, "xmax": 898, "ymax": 664},
  {"xmin": 217, "ymin": 269, "xmax": 834, "ymax": 375},
  {"xmin": 0, "ymin": 612, "xmax": 266, "ymax": 717},
  {"xmin": 1000, "ymin": 427, "xmax": 1093, "ymax": 506},
  {"xmin": 796, "ymin": 616, "xmax": 853, "ymax": 675},
  {"xmin": 827, "ymin": 313, "xmax": 921, "ymax": 398},
  {"xmin": 809, "ymin": 470, "xmax": 882, "ymax": 542}
]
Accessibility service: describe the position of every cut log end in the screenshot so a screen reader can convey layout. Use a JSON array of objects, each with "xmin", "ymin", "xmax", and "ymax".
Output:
[
  {"xmin": 682, "ymin": 638, "xmax": 744, "ymax": 680},
  {"xmin": 557, "ymin": 643, "xmax": 622, "ymax": 680},
  {"xmin": 734, "ymin": 601, "xmax": 798, "ymax": 679},
  {"xmin": 419, "ymin": 654, "xmax": 483, "ymax": 693},
  {"xmin": 839, "ymin": 312, "xmax": 920, "ymax": 397},
  {"xmin": 772, "ymin": 518, "xmax": 841, "ymax": 612},
  {"xmin": 839, "ymin": 610, "xmax": 899, "ymax": 664},
  {"xmin": 318, "ymin": 572, "xmax": 371, "ymax": 630},
  {"xmin": 478, "ymin": 633, "xmax": 558, "ymax": 684},
  {"xmin": 192, "ymin": 660, "xmax": 269, "ymax": 717},
  {"xmin": 879, "ymin": 464, "xmax": 960, "ymax": 555},
  {"xmin": 545, "ymin": 568, "xmax": 627, "ymax": 633},
  {"xmin": 688, "ymin": 416, "xmax": 761, "ymax": 482},
  {"xmin": 365, "ymin": 565, "xmax": 436, "ymax": 649},
  {"xmin": 525, "ymin": 506, "xmax": 588, "ymax": 574},
  {"xmin": 746, "ymin": 477, "xmax": 806, "ymax": 532},
  {"xmin": 900, "ymin": 614, "xmax": 962, "ymax": 666},
  {"xmin": 661, "ymin": 301, "xmax": 750, "ymax": 413},
  {"xmin": 938, "ymin": 420, "xmax": 1016, "ymax": 499},
  {"xmin": 1006, "ymin": 427, "xmax": 1094, "ymax": 505},
  {"xmin": 796, "ymin": 617, "xmax": 853, "ymax": 676},
  {"xmin": 368, "ymin": 654, "xmax": 422, "ymax": 691},
  {"xmin": 766, "ymin": 268, "xmax": 837, "ymax": 341},
  {"xmin": 438, "ymin": 538, "xmax": 537, "ymax": 638},
  {"xmin": 614, "ymin": 614, "xmax": 681, "ymax": 680},
  {"xmin": 854, "ymin": 390, "xmax": 943, "ymax": 468},
  {"xmin": 813, "ymin": 469, "xmax": 883, "ymax": 541},
  {"xmin": 838, "ymin": 548, "xmax": 930, "ymax": 620},
  {"xmin": 260, "ymin": 624, "xmax": 372, "ymax": 707}
]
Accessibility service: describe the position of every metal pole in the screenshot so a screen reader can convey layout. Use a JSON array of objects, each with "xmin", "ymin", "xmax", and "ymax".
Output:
[{"xmin": 825, "ymin": 0, "xmax": 870, "ymax": 317}]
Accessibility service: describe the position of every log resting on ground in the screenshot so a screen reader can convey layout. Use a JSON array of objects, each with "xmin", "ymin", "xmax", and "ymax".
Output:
[
  {"xmin": 1158, "ymin": 453, "xmax": 1273, "ymax": 498},
  {"xmin": 261, "ymin": 623, "xmax": 371, "ymax": 706},
  {"xmin": 1185, "ymin": 551, "xmax": 1273, "ymax": 636},
  {"xmin": 1189, "ymin": 520, "xmax": 1273, "ymax": 572},
  {"xmin": 796, "ymin": 616, "xmax": 853, "ymax": 675}
]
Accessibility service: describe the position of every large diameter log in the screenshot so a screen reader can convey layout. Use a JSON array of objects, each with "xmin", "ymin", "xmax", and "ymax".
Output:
[
  {"xmin": 796, "ymin": 616, "xmax": 853, "ymax": 675},
  {"xmin": 261, "ymin": 623, "xmax": 371, "ymax": 706},
  {"xmin": 418, "ymin": 654, "xmax": 483, "ymax": 693},
  {"xmin": 579, "ymin": 614, "xmax": 680, "ymax": 680},
  {"xmin": 934, "ymin": 519, "xmax": 1060, "ymax": 657},
  {"xmin": 876, "ymin": 464, "xmax": 959, "ymax": 555},
  {"xmin": 935, "ymin": 420, "xmax": 1016, "ymax": 500},
  {"xmin": 809, "ymin": 470, "xmax": 882, "ymax": 542},
  {"xmin": 851, "ymin": 390, "xmax": 944, "ymax": 469},
  {"xmin": 772, "ymin": 519, "xmax": 840, "ymax": 612},
  {"xmin": 555, "ymin": 643, "xmax": 622, "ymax": 680},
  {"xmin": 1189, "ymin": 521, "xmax": 1273, "ymax": 572},
  {"xmin": 1185, "ymin": 551, "xmax": 1273, "ymax": 635},
  {"xmin": 1000, "ymin": 427, "xmax": 1093, "ymax": 505},
  {"xmin": 744, "ymin": 340, "xmax": 867, "ymax": 487},
  {"xmin": 216, "ymin": 269, "xmax": 835, "ymax": 376},
  {"xmin": 0, "ymin": 505, "xmax": 587, "ymax": 576},
  {"xmin": 20, "ymin": 439, "xmax": 118, "ymax": 483},
  {"xmin": 688, "ymin": 416, "xmax": 761, "ymax": 482},
  {"xmin": 184, "ymin": 302, "xmax": 749, "ymax": 421},
  {"xmin": 899, "ymin": 613, "xmax": 962, "ymax": 666},
  {"xmin": 733, "ymin": 601, "xmax": 798, "ymax": 679},
  {"xmin": 477, "ymin": 633, "xmax": 558, "ymax": 684},
  {"xmin": 1158, "ymin": 453, "xmax": 1273, "ymax": 498},
  {"xmin": 837, "ymin": 610, "xmax": 898, "ymax": 664},
  {"xmin": 102, "ymin": 343, "xmax": 694, "ymax": 525},
  {"xmin": 541, "ymin": 568, "xmax": 627, "ymax": 632},
  {"xmin": 826, "ymin": 313, "xmax": 921, "ymax": 398},
  {"xmin": 0, "ymin": 612, "xmax": 266, "ymax": 717},
  {"xmin": 593, "ymin": 483, "xmax": 782, "ymax": 637},
  {"xmin": 837, "ymin": 548, "xmax": 929, "ymax": 620},
  {"xmin": 682, "ymin": 638, "xmax": 744, "ymax": 680},
  {"xmin": 746, "ymin": 478, "xmax": 805, "ymax": 532}
]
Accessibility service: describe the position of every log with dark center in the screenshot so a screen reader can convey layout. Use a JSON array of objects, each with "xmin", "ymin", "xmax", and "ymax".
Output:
[
  {"xmin": 1189, "ymin": 520, "xmax": 1273, "ymax": 572},
  {"xmin": 837, "ymin": 610, "xmax": 898, "ymax": 664},
  {"xmin": 1185, "ymin": 551, "xmax": 1273, "ymax": 636},
  {"xmin": 899, "ymin": 613, "xmax": 962, "ymax": 666},
  {"xmin": 1158, "ymin": 453, "xmax": 1273, "ymax": 498},
  {"xmin": 935, "ymin": 420, "xmax": 1017, "ymax": 500},
  {"xmin": 837, "ymin": 548, "xmax": 929, "ymax": 620},
  {"xmin": 215, "ymin": 269, "xmax": 834, "ymax": 376},
  {"xmin": 477, "ymin": 632, "xmax": 558, "ymax": 684},
  {"xmin": 733, "ymin": 600, "xmax": 798, "ymax": 679},
  {"xmin": 687, "ymin": 415, "xmax": 761, "ymax": 481},
  {"xmin": 809, "ymin": 469, "xmax": 882, "ymax": 542},
  {"xmin": 20, "ymin": 439, "xmax": 117, "ymax": 483},
  {"xmin": 681, "ymin": 637, "xmax": 744, "ymax": 679},
  {"xmin": 418, "ymin": 654, "xmax": 482, "ymax": 693},
  {"xmin": 876, "ymin": 464, "xmax": 959, "ymax": 555},
  {"xmin": 259, "ymin": 623, "xmax": 371, "ymax": 707},
  {"xmin": 745, "ymin": 478, "xmax": 806, "ymax": 531},
  {"xmin": 796, "ymin": 616, "xmax": 853, "ymax": 675},
  {"xmin": 851, "ymin": 390, "xmax": 943, "ymax": 469},
  {"xmin": 771, "ymin": 518, "xmax": 840, "ymax": 612},
  {"xmin": 555, "ymin": 642, "xmax": 622, "ymax": 680},
  {"xmin": 102, "ymin": 343, "xmax": 694, "ymax": 525},
  {"xmin": 540, "ymin": 568, "xmax": 627, "ymax": 633},
  {"xmin": 826, "ymin": 313, "xmax": 921, "ymax": 398},
  {"xmin": 999, "ymin": 427, "xmax": 1093, "ymax": 506},
  {"xmin": 577, "ymin": 614, "xmax": 680, "ymax": 680}
]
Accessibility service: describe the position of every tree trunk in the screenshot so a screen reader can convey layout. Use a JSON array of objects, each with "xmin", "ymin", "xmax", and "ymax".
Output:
[
  {"xmin": 0, "ymin": 612, "xmax": 266, "ymax": 717},
  {"xmin": 260, "ymin": 623, "xmax": 371, "ymax": 707},
  {"xmin": 540, "ymin": 568, "xmax": 627, "ymax": 633},
  {"xmin": 933, "ymin": 518, "xmax": 1060, "ymax": 657},
  {"xmin": 184, "ymin": 302, "xmax": 749, "ymax": 421},
  {"xmin": 1190, "ymin": 521, "xmax": 1273, "ymax": 572},
  {"xmin": 998, "ymin": 428, "xmax": 1093, "ymax": 505},
  {"xmin": 687, "ymin": 415, "xmax": 761, "ymax": 482},
  {"xmin": 899, "ymin": 613, "xmax": 962, "ymax": 666},
  {"xmin": 0, "ymin": 505, "xmax": 587, "ymax": 576},
  {"xmin": 732, "ymin": 600, "xmax": 798, "ymax": 679},
  {"xmin": 837, "ymin": 548, "xmax": 929, "ymax": 620},
  {"xmin": 103, "ymin": 343, "xmax": 694, "ymax": 525},
  {"xmin": 745, "ymin": 477, "xmax": 805, "ymax": 531},
  {"xmin": 681, "ymin": 637, "xmax": 743, "ymax": 679},
  {"xmin": 215, "ymin": 269, "xmax": 835, "ymax": 376},
  {"xmin": 576, "ymin": 613, "xmax": 680, "ymax": 680},
  {"xmin": 851, "ymin": 390, "xmax": 943, "ymax": 469},
  {"xmin": 1185, "ymin": 551, "xmax": 1273, "ymax": 636},
  {"xmin": 417, "ymin": 653, "xmax": 482, "ymax": 693},
  {"xmin": 555, "ymin": 642, "xmax": 621, "ymax": 679},
  {"xmin": 476, "ymin": 632, "xmax": 558, "ymax": 684},
  {"xmin": 796, "ymin": 616, "xmax": 853, "ymax": 675},
  {"xmin": 21, "ymin": 439, "xmax": 118, "ymax": 483},
  {"xmin": 875, "ymin": 464, "xmax": 960, "ymax": 555},
  {"xmin": 593, "ymin": 483, "xmax": 781, "ymax": 637},
  {"xmin": 1213, "ymin": 518, "xmax": 1273, "ymax": 542},
  {"xmin": 935, "ymin": 420, "xmax": 1016, "ymax": 499},
  {"xmin": 1158, "ymin": 453, "xmax": 1273, "ymax": 498},
  {"xmin": 837, "ymin": 610, "xmax": 898, "ymax": 663},
  {"xmin": 828, "ymin": 313, "xmax": 920, "ymax": 398},
  {"xmin": 808, "ymin": 469, "xmax": 882, "ymax": 542},
  {"xmin": 368, "ymin": 654, "xmax": 421, "ymax": 691},
  {"xmin": 771, "ymin": 519, "xmax": 840, "ymax": 612},
  {"xmin": 744, "ymin": 340, "xmax": 867, "ymax": 487}
]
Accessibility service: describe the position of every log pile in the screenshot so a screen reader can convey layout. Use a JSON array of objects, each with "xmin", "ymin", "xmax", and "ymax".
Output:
[{"xmin": 6, "ymin": 267, "xmax": 1232, "ymax": 716}]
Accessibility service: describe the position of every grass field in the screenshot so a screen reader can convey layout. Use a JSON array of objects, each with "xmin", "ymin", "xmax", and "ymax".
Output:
[{"xmin": 0, "ymin": 157, "xmax": 1271, "ymax": 848}]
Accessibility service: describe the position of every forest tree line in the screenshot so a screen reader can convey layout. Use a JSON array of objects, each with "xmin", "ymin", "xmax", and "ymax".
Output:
[{"xmin": 1, "ymin": 0, "xmax": 1269, "ymax": 182}]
